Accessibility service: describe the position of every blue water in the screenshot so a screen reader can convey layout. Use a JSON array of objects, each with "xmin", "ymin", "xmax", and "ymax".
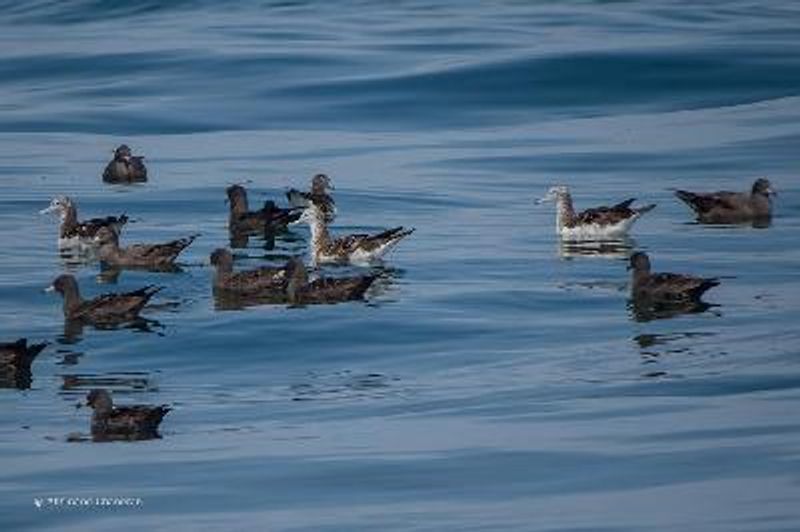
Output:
[{"xmin": 1, "ymin": 1, "xmax": 800, "ymax": 530}]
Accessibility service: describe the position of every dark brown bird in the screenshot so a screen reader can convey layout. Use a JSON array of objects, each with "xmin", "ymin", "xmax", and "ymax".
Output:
[
  {"xmin": 287, "ymin": 173, "xmax": 336, "ymax": 222},
  {"xmin": 94, "ymin": 227, "xmax": 198, "ymax": 268},
  {"xmin": 85, "ymin": 389, "xmax": 170, "ymax": 441},
  {"xmin": 102, "ymin": 145, "xmax": 148, "ymax": 183},
  {"xmin": 40, "ymin": 196, "xmax": 128, "ymax": 249},
  {"xmin": 629, "ymin": 252, "xmax": 719, "ymax": 304},
  {"xmin": 47, "ymin": 274, "xmax": 161, "ymax": 324},
  {"xmin": 0, "ymin": 338, "xmax": 47, "ymax": 389},
  {"xmin": 210, "ymin": 248, "xmax": 289, "ymax": 294},
  {"xmin": 675, "ymin": 178, "xmax": 775, "ymax": 224},
  {"xmin": 285, "ymin": 257, "xmax": 375, "ymax": 305},
  {"xmin": 226, "ymin": 185, "xmax": 301, "ymax": 234}
]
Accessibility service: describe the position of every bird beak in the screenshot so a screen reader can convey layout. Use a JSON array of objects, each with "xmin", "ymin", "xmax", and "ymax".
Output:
[
  {"xmin": 39, "ymin": 205, "xmax": 56, "ymax": 215},
  {"xmin": 767, "ymin": 187, "xmax": 777, "ymax": 197},
  {"xmin": 44, "ymin": 285, "xmax": 55, "ymax": 293},
  {"xmin": 535, "ymin": 196, "xmax": 549, "ymax": 205}
]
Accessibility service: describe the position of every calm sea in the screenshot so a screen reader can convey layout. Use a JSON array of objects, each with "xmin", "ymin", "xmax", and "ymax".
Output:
[{"xmin": 1, "ymin": 1, "xmax": 799, "ymax": 530}]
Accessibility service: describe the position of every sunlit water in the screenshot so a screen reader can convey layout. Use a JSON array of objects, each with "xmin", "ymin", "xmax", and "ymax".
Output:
[{"xmin": 1, "ymin": 1, "xmax": 799, "ymax": 530}]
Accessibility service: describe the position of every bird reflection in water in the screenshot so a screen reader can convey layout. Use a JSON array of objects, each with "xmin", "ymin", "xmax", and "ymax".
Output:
[
  {"xmin": 628, "ymin": 298, "xmax": 717, "ymax": 323},
  {"xmin": 96, "ymin": 263, "xmax": 184, "ymax": 285},
  {"xmin": 0, "ymin": 339, "xmax": 47, "ymax": 390},
  {"xmin": 557, "ymin": 236, "xmax": 636, "ymax": 261},
  {"xmin": 60, "ymin": 316, "xmax": 164, "ymax": 344}
]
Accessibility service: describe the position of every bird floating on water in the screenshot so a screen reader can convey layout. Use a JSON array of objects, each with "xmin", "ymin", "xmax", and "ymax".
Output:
[
  {"xmin": 102, "ymin": 145, "xmax": 147, "ymax": 183},
  {"xmin": 226, "ymin": 184, "xmax": 301, "ymax": 234},
  {"xmin": 537, "ymin": 185, "xmax": 655, "ymax": 239},
  {"xmin": 210, "ymin": 248, "xmax": 289, "ymax": 295},
  {"xmin": 47, "ymin": 274, "xmax": 162, "ymax": 325},
  {"xmin": 298, "ymin": 203, "xmax": 414, "ymax": 266},
  {"xmin": 40, "ymin": 196, "xmax": 128, "ymax": 250},
  {"xmin": 94, "ymin": 227, "xmax": 197, "ymax": 269},
  {"xmin": 83, "ymin": 389, "xmax": 170, "ymax": 441},
  {"xmin": 285, "ymin": 257, "xmax": 376, "ymax": 305},
  {"xmin": 674, "ymin": 178, "xmax": 775, "ymax": 225},
  {"xmin": 628, "ymin": 251, "xmax": 719, "ymax": 305}
]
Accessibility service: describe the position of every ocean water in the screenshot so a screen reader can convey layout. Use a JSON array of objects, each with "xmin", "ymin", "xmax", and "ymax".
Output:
[{"xmin": 1, "ymin": 1, "xmax": 800, "ymax": 530}]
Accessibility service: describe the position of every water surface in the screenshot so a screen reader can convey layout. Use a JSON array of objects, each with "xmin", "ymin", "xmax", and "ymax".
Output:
[{"xmin": 1, "ymin": 1, "xmax": 799, "ymax": 530}]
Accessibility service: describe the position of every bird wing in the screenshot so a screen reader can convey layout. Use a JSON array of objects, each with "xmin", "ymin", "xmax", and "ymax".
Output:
[
  {"xmin": 644, "ymin": 273, "xmax": 718, "ymax": 300},
  {"xmin": 675, "ymin": 190, "xmax": 743, "ymax": 213},
  {"xmin": 77, "ymin": 286, "xmax": 159, "ymax": 318},
  {"xmin": 303, "ymin": 275, "xmax": 376, "ymax": 303},
  {"xmin": 125, "ymin": 235, "xmax": 196, "ymax": 261},
  {"xmin": 226, "ymin": 267, "xmax": 287, "ymax": 292},
  {"xmin": 576, "ymin": 205, "xmax": 635, "ymax": 226}
]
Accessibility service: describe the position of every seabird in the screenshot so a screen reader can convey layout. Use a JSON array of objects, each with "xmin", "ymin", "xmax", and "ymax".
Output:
[
  {"xmin": 285, "ymin": 257, "xmax": 375, "ymax": 305},
  {"xmin": 210, "ymin": 248, "xmax": 289, "ymax": 295},
  {"xmin": 628, "ymin": 251, "xmax": 719, "ymax": 310},
  {"xmin": 94, "ymin": 227, "xmax": 197, "ymax": 268},
  {"xmin": 537, "ymin": 185, "xmax": 655, "ymax": 239},
  {"xmin": 84, "ymin": 389, "xmax": 170, "ymax": 441},
  {"xmin": 46, "ymin": 274, "xmax": 162, "ymax": 325},
  {"xmin": 298, "ymin": 203, "xmax": 414, "ymax": 266},
  {"xmin": 102, "ymin": 145, "xmax": 148, "ymax": 183},
  {"xmin": 675, "ymin": 178, "xmax": 775, "ymax": 224},
  {"xmin": 40, "ymin": 196, "xmax": 128, "ymax": 249},
  {"xmin": 226, "ymin": 185, "xmax": 301, "ymax": 234},
  {"xmin": 286, "ymin": 173, "xmax": 336, "ymax": 222}
]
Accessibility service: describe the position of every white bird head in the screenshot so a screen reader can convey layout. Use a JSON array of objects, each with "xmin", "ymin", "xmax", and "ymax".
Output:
[
  {"xmin": 39, "ymin": 196, "xmax": 73, "ymax": 218},
  {"xmin": 536, "ymin": 185, "xmax": 569, "ymax": 204}
]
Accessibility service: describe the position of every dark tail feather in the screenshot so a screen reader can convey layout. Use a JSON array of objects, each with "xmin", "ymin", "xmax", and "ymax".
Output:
[
  {"xmin": 281, "ymin": 210, "xmax": 303, "ymax": 225},
  {"xmin": 349, "ymin": 275, "xmax": 377, "ymax": 299},
  {"xmin": 613, "ymin": 198, "xmax": 636, "ymax": 210},
  {"xmin": 147, "ymin": 406, "xmax": 171, "ymax": 428},
  {"xmin": 635, "ymin": 203, "xmax": 657, "ymax": 215},
  {"xmin": 692, "ymin": 278, "xmax": 720, "ymax": 298},
  {"xmin": 392, "ymin": 227, "xmax": 415, "ymax": 241},
  {"xmin": 172, "ymin": 234, "xmax": 200, "ymax": 251},
  {"xmin": 135, "ymin": 285, "xmax": 165, "ymax": 300},
  {"xmin": 27, "ymin": 342, "xmax": 49, "ymax": 358},
  {"xmin": 675, "ymin": 190, "xmax": 701, "ymax": 212},
  {"xmin": 374, "ymin": 226, "xmax": 415, "ymax": 241}
]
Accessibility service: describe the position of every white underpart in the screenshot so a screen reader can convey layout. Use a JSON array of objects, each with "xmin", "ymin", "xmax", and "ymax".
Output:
[
  {"xmin": 54, "ymin": 209, "xmax": 96, "ymax": 250},
  {"xmin": 559, "ymin": 217, "xmax": 639, "ymax": 239},
  {"xmin": 349, "ymin": 238, "xmax": 403, "ymax": 264},
  {"xmin": 555, "ymin": 194, "xmax": 638, "ymax": 239}
]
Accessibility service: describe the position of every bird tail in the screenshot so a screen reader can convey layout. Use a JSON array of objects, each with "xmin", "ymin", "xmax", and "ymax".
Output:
[
  {"xmin": 692, "ymin": 278, "xmax": 720, "ymax": 298},
  {"xmin": 138, "ymin": 285, "xmax": 165, "ymax": 300},
  {"xmin": 149, "ymin": 406, "xmax": 171, "ymax": 426},
  {"xmin": 375, "ymin": 226, "xmax": 415, "ymax": 241},
  {"xmin": 174, "ymin": 234, "xmax": 200, "ymax": 251},
  {"xmin": 27, "ymin": 342, "xmax": 49, "ymax": 358},
  {"xmin": 635, "ymin": 203, "xmax": 657, "ymax": 215},
  {"xmin": 613, "ymin": 198, "xmax": 636, "ymax": 210},
  {"xmin": 674, "ymin": 190, "xmax": 701, "ymax": 212}
]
